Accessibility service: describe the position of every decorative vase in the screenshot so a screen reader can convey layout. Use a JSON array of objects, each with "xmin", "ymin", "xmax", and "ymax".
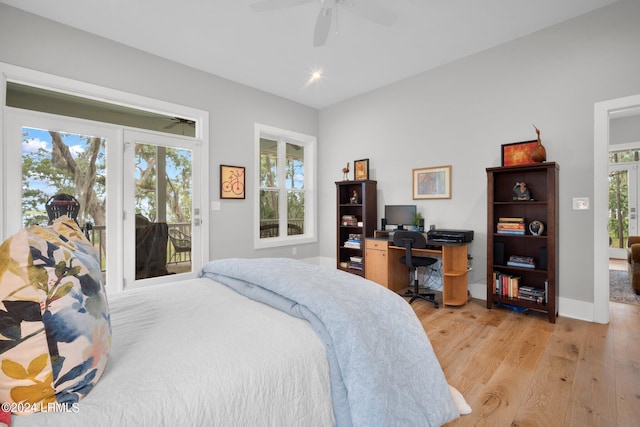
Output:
[
  {"xmin": 530, "ymin": 125, "xmax": 546, "ymax": 163},
  {"xmin": 531, "ymin": 141, "xmax": 546, "ymax": 163}
]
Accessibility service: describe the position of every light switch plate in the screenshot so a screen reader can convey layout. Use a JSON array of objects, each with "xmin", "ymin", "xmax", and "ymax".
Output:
[{"xmin": 573, "ymin": 197, "xmax": 589, "ymax": 210}]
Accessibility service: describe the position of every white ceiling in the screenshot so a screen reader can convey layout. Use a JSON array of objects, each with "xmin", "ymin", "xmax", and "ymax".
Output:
[{"xmin": 1, "ymin": 0, "xmax": 619, "ymax": 109}]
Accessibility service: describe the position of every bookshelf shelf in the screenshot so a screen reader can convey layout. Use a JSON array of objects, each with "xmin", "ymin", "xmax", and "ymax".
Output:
[{"xmin": 486, "ymin": 163, "xmax": 559, "ymax": 323}]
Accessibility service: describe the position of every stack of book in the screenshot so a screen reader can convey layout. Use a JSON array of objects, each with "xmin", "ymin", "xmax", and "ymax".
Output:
[
  {"xmin": 344, "ymin": 233, "xmax": 362, "ymax": 249},
  {"xmin": 517, "ymin": 285, "xmax": 546, "ymax": 304},
  {"xmin": 493, "ymin": 271, "xmax": 521, "ymax": 298},
  {"xmin": 348, "ymin": 255, "xmax": 363, "ymax": 271},
  {"xmin": 496, "ymin": 217, "xmax": 525, "ymax": 235},
  {"xmin": 506, "ymin": 255, "xmax": 536, "ymax": 269},
  {"xmin": 342, "ymin": 215, "xmax": 357, "ymax": 226}
]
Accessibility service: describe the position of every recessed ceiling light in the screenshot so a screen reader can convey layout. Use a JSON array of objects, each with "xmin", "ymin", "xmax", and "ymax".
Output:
[{"xmin": 309, "ymin": 70, "xmax": 322, "ymax": 82}]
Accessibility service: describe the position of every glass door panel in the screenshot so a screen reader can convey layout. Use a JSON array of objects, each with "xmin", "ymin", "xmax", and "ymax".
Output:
[
  {"xmin": 124, "ymin": 130, "xmax": 202, "ymax": 287},
  {"xmin": 5, "ymin": 110, "xmax": 120, "ymax": 293},
  {"xmin": 134, "ymin": 143, "xmax": 192, "ymax": 279},
  {"xmin": 608, "ymin": 164, "xmax": 638, "ymax": 259}
]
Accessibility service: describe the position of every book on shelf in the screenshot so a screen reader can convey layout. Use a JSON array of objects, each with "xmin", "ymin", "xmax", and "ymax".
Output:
[
  {"xmin": 492, "ymin": 272, "xmax": 546, "ymax": 303},
  {"xmin": 497, "ymin": 230, "xmax": 526, "ymax": 235},
  {"xmin": 515, "ymin": 285, "xmax": 546, "ymax": 303},
  {"xmin": 497, "ymin": 217, "xmax": 525, "ymax": 235},
  {"xmin": 492, "ymin": 271, "xmax": 521, "ymax": 298},
  {"xmin": 344, "ymin": 233, "xmax": 362, "ymax": 249},
  {"xmin": 348, "ymin": 261, "xmax": 363, "ymax": 271},
  {"xmin": 344, "ymin": 241, "xmax": 362, "ymax": 249},
  {"xmin": 498, "ymin": 217, "xmax": 525, "ymax": 223},
  {"xmin": 497, "ymin": 223, "xmax": 525, "ymax": 230},
  {"xmin": 350, "ymin": 255, "xmax": 363, "ymax": 263},
  {"xmin": 506, "ymin": 255, "xmax": 536, "ymax": 269},
  {"xmin": 342, "ymin": 215, "xmax": 358, "ymax": 226}
]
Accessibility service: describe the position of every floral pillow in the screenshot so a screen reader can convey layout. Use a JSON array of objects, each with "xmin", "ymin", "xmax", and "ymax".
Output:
[{"xmin": 0, "ymin": 216, "xmax": 111, "ymax": 414}]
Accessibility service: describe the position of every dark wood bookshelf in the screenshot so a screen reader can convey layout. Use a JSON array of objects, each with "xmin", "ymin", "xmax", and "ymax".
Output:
[
  {"xmin": 486, "ymin": 162, "xmax": 559, "ymax": 323},
  {"xmin": 336, "ymin": 180, "xmax": 377, "ymax": 277}
]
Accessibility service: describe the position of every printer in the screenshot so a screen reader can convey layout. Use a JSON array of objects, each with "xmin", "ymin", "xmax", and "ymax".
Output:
[{"xmin": 427, "ymin": 229, "xmax": 474, "ymax": 243}]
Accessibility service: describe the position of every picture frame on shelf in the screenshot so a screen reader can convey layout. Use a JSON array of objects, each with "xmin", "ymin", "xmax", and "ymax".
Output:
[
  {"xmin": 501, "ymin": 140, "xmax": 538, "ymax": 166},
  {"xmin": 354, "ymin": 158, "xmax": 369, "ymax": 181},
  {"xmin": 413, "ymin": 165, "xmax": 451, "ymax": 199},
  {"xmin": 220, "ymin": 165, "xmax": 245, "ymax": 199}
]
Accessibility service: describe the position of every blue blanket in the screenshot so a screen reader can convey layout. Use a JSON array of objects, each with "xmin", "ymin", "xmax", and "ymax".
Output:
[{"xmin": 199, "ymin": 258, "xmax": 459, "ymax": 427}]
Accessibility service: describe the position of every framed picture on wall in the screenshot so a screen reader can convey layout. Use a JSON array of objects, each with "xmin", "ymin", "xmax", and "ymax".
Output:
[
  {"xmin": 220, "ymin": 165, "xmax": 245, "ymax": 199},
  {"xmin": 354, "ymin": 158, "xmax": 369, "ymax": 180},
  {"xmin": 501, "ymin": 140, "xmax": 538, "ymax": 166},
  {"xmin": 413, "ymin": 165, "xmax": 452, "ymax": 199}
]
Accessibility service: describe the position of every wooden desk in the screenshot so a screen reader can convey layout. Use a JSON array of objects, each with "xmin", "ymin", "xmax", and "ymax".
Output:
[{"xmin": 365, "ymin": 234, "xmax": 469, "ymax": 306}]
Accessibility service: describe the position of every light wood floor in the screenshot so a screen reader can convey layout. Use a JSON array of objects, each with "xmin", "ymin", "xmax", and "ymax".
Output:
[{"xmin": 410, "ymin": 296, "xmax": 640, "ymax": 426}]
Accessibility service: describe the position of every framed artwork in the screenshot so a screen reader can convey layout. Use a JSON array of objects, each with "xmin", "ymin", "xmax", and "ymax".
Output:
[
  {"xmin": 220, "ymin": 165, "xmax": 245, "ymax": 199},
  {"xmin": 413, "ymin": 165, "xmax": 451, "ymax": 199},
  {"xmin": 501, "ymin": 140, "xmax": 538, "ymax": 166},
  {"xmin": 354, "ymin": 158, "xmax": 369, "ymax": 181}
]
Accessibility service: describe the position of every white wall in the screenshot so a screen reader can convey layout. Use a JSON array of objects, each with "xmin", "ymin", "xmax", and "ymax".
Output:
[
  {"xmin": 0, "ymin": 4, "xmax": 320, "ymax": 261},
  {"xmin": 318, "ymin": 0, "xmax": 640, "ymax": 311}
]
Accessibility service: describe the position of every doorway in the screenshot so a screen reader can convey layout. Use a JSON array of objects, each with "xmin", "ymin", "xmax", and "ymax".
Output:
[
  {"xmin": 4, "ymin": 109, "xmax": 206, "ymax": 293},
  {"xmin": 595, "ymin": 94, "xmax": 640, "ymax": 323}
]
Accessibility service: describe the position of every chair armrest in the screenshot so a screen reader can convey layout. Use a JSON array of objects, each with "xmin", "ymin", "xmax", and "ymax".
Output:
[{"xmin": 629, "ymin": 240, "xmax": 640, "ymax": 264}]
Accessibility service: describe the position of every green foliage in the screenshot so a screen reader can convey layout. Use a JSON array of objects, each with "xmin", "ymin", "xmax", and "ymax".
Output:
[
  {"xmin": 21, "ymin": 129, "xmax": 193, "ymax": 228},
  {"xmin": 608, "ymin": 163, "xmax": 630, "ymax": 249}
]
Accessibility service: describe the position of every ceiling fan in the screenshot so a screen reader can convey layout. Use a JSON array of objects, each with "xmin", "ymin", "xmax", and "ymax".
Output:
[
  {"xmin": 163, "ymin": 117, "xmax": 196, "ymax": 130},
  {"xmin": 250, "ymin": 0, "xmax": 397, "ymax": 47}
]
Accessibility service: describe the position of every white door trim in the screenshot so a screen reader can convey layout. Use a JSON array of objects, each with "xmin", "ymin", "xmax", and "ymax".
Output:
[{"xmin": 594, "ymin": 93, "xmax": 640, "ymax": 324}]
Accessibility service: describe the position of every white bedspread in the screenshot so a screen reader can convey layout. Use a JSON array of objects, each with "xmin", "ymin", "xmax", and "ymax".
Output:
[{"xmin": 12, "ymin": 278, "xmax": 334, "ymax": 427}]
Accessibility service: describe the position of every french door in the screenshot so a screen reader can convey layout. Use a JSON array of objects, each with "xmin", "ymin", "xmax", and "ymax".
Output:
[
  {"xmin": 123, "ymin": 130, "xmax": 204, "ymax": 288},
  {"xmin": 4, "ymin": 109, "xmax": 205, "ymax": 293},
  {"xmin": 608, "ymin": 163, "xmax": 639, "ymax": 259}
]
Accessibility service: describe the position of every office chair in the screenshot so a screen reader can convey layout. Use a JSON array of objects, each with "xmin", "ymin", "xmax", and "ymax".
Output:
[{"xmin": 393, "ymin": 230, "xmax": 439, "ymax": 307}]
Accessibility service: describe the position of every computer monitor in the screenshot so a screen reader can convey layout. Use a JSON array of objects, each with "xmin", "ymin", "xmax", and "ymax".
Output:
[{"xmin": 384, "ymin": 205, "xmax": 416, "ymax": 230}]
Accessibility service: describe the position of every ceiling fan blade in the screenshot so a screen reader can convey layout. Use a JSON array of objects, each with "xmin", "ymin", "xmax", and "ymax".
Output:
[
  {"xmin": 347, "ymin": 0, "xmax": 397, "ymax": 26},
  {"xmin": 250, "ymin": 0, "xmax": 314, "ymax": 12},
  {"xmin": 313, "ymin": 7, "xmax": 333, "ymax": 47}
]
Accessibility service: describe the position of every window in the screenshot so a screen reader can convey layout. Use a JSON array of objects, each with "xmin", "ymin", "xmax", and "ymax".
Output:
[{"xmin": 255, "ymin": 124, "xmax": 316, "ymax": 248}]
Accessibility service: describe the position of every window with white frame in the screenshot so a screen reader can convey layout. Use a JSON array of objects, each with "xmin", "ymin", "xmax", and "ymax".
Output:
[{"xmin": 255, "ymin": 124, "xmax": 316, "ymax": 249}]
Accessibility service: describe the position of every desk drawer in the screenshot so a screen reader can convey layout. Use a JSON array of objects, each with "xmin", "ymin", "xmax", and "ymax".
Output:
[{"xmin": 366, "ymin": 239, "xmax": 387, "ymax": 250}]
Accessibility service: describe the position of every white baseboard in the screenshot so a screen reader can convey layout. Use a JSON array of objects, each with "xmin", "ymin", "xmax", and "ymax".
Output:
[
  {"xmin": 558, "ymin": 297, "xmax": 595, "ymax": 323},
  {"xmin": 468, "ymin": 281, "xmax": 487, "ymax": 301}
]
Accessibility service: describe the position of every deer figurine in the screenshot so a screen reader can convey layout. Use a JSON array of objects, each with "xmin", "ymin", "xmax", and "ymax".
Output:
[{"xmin": 342, "ymin": 162, "xmax": 350, "ymax": 181}]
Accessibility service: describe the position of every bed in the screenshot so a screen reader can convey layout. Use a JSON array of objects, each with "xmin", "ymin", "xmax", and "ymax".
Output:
[
  {"xmin": 11, "ymin": 276, "xmax": 335, "ymax": 427},
  {"xmin": 2, "ymin": 218, "xmax": 464, "ymax": 426}
]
